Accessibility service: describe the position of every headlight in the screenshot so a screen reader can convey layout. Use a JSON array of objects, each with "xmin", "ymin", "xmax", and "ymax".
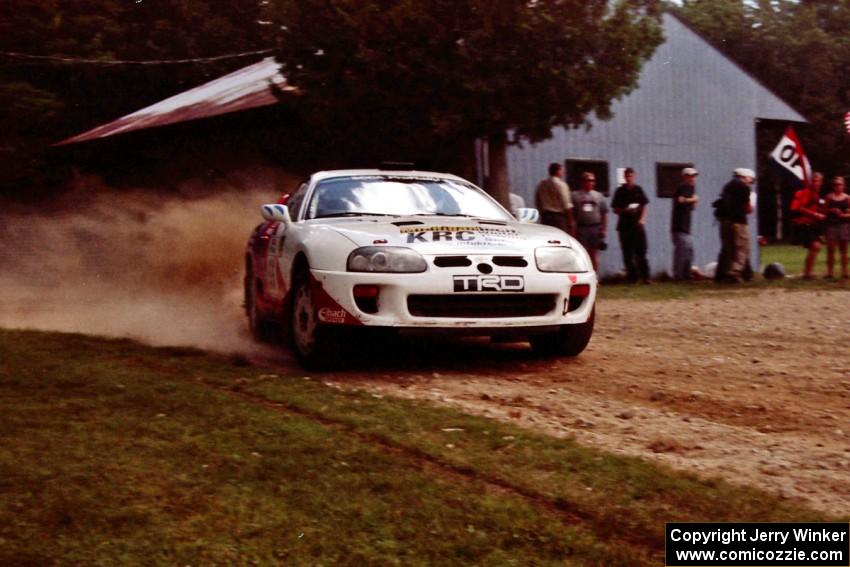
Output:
[
  {"xmin": 347, "ymin": 246, "xmax": 427, "ymax": 273},
  {"xmin": 535, "ymin": 246, "xmax": 588, "ymax": 273}
]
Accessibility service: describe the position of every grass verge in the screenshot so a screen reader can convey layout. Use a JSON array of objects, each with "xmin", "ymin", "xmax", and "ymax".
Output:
[
  {"xmin": 600, "ymin": 244, "xmax": 848, "ymax": 300},
  {"xmin": 0, "ymin": 329, "xmax": 840, "ymax": 565}
]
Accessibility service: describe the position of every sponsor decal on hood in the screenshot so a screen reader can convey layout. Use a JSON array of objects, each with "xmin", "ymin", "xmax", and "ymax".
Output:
[
  {"xmin": 327, "ymin": 219, "xmax": 570, "ymax": 251},
  {"xmin": 399, "ymin": 224, "xmax": 524, "ymax": 246}
]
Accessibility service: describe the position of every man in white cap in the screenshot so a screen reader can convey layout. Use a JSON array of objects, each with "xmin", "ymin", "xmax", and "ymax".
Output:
[
  {"xmin": 716, "ymin": 168, "xmax": 755, "ymax": 283},
  {"xmin": 671, "ymin": 167, "xmax": 700, "ymax": 280}
]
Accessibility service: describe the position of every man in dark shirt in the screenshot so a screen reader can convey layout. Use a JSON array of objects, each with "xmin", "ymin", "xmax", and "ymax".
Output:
[
  {"xmin": 611, "ymin": 167, "xmax": 650, "ymax": 283},
  {"xmin": 671, "ymin": 167, "xmax": 700, "ymax": 280},
  {"xmin": 716, "ymin": 168, "xmax": 754, "ymax": 283}
]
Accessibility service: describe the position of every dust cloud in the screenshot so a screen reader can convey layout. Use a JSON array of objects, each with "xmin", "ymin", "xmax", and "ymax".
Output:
[{"xmin": 0, "ymin": 171, "xmax": 297, "ymax": 360}]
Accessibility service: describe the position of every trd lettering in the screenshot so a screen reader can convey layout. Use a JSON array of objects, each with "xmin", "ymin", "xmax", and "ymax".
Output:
[{"xmin": 453, "ymin": 275, "xmax": 525, "ymax": 292}]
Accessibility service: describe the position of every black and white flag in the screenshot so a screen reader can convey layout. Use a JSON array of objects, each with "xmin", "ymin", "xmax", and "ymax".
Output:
[{"xmin": 768, "ymin": 127, "xmax": 811, "ymax": 188}]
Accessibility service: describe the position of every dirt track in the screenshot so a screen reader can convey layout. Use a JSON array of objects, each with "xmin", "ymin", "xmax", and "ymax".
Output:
[{"xmin": 322, "ymin": 289, "xmax": 850, "ymax": 516}]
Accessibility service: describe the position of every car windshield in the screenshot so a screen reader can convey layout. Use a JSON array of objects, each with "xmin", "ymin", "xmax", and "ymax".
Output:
[{"xmin": 305, "ymin": 176, "xmax": 512, "ymax": 221}]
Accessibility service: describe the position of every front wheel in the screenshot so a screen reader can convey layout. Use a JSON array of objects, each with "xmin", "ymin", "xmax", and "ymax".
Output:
[
  {"xmin": 530, "ymin": 307, "xmax": 595, "ymax": 357},
  {"xmin": 289, "ymin": 270, "xmax": 339, "ymax": 369}
]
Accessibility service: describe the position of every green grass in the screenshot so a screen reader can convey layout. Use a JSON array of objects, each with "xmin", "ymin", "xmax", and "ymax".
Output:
[
  {"xmin": 760, "ymin": 242, "xmax": 812, "ymax": 275},
  {"xmin": 600, "ymin": 244, "xmax": 848, "ymax": 300},
  {"xmin": 0, "ymin": 330, "xmax": 840, "ymax": 565}
]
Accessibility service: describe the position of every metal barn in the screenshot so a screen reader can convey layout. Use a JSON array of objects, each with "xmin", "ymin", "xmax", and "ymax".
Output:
[
  {"xmin": 505, "ymin": 13, "xmax": 805, "ymax": 277},
  {"xmin": 58, "ymin": 13, "xmax": 805, "ymax": 280}
]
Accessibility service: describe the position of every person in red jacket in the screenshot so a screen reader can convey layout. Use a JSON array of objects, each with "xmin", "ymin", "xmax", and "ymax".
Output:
[{"xmin": 789, "ymin": 172, "xmax": 826, "ymax": 279}]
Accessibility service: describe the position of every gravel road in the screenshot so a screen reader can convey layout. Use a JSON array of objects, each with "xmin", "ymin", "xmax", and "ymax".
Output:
[{"xmin": 324, "ymin": 289, "xmax": 850, "ymax": 516}]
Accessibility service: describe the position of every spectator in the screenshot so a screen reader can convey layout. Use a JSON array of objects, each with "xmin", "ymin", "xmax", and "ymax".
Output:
[
  {"xmin": 572, "ymin": 172, "xmax": 609, "ymax": 272},
  {"xmin": 716, "ymin": 168, "xmax": 754, "ymax": 283},
  {"xmin": 535, "ymin": 163, "xmax": 574, "ymax": 234},
  {"xmin": 611, "ymin": 167, "xmax": 651, "ymax": 283},
  {"xmin": 823, "ymin": 175, "xmax": 850, "ymax": 279},
  {"xmin": 789, "ymin": 172, "xmax": 826, "ymax": 279},
  {"xmin": 670, "ymin": 167, "xmax": 700, "ymax": 281}
]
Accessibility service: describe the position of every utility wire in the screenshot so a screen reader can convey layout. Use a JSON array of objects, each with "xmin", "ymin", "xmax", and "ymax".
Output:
[{"xmin": 0, "ymin": 48, "xmax": 273, "ymax": 66}]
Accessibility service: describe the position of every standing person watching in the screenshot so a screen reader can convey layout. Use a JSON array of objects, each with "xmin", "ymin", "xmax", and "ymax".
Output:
[
  {"xmin": 571, "ymin": 172, "xmax": 609, "ymax": 272},
  {"xmin": 790, "ymin": 172, "xmax": 826, "ymax": 279},
  {"xmin": 823, "ymin": 175, "xmax": 850, "ymax": 279},
  {"xmin": 671, "ymin": 167, "xmax": 700, "ymax": 281},
  {"xmin": 716, "ymin": 168, "xmax": 755, "ymax": 283},
  {"xmin": 611, "ymin": 167, "xmax": 651, "ymax": 283},
  {"xmin": 535, "ymin": 163, "xmax": 574, "ymax": 235}
]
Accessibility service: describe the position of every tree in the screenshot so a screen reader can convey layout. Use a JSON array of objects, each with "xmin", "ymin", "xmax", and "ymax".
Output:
[
  {"xmin": 0, "ymin": 82, "xmax": 65, "ymax": 199},
  {"xmin": 0, "ymin": 0, "xmax": 271, "ymax": 198},
  {"xmin": 268, "ymin": 0, "xmax": 662, "ymax": 206}
]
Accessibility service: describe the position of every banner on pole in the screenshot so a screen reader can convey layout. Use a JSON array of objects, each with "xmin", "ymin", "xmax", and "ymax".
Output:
[{"xmin": 768, "ymin": 127, "xmax": 811, "ymax": 188}]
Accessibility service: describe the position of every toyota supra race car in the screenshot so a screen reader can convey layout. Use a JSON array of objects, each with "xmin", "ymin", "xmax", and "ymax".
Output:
[{"xmin": 245, "ymin": 167, "xmax": 597, "ymax": 368}]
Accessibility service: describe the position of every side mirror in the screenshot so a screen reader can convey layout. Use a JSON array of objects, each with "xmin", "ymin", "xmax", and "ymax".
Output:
[
  {"xmin": 515, "ymin": 207, "xmax": 540, "ymax": 224},
  {"xmin": 261, "ymin": 203, "xmax": 292, "ymax": 226}
]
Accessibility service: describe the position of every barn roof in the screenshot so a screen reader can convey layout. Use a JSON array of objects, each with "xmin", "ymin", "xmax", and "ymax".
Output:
[{"xmin": 55, "ymin": 57, "xmax": 290, "ymax": 146}]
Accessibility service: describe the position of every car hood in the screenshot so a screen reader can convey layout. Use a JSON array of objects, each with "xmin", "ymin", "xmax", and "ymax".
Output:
[{"xmin": 321, "ymin": 216, "xmax": 576, "ymax": 254}]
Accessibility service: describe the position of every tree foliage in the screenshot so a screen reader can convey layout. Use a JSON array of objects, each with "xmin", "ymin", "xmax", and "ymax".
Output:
[
  {"xmin": 0, "ymin": 0, "xmax": 270, "ymax": 198},
  {"xmin": 268, "ymin": 0, "xmax": 663, "ymax": 201},
  {"xmin": 675, "ymin": 0, "xmax": 850, "ymax": 175}
]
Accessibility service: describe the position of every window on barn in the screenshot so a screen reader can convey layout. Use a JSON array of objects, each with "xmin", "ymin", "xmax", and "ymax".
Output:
[
  {"xmin": 566, "ymin": 159, "xmax": 610, "ymax": 196},
  {"xmin": 656, "ymin": 163, "xmax": 694, "ymax": 198}
]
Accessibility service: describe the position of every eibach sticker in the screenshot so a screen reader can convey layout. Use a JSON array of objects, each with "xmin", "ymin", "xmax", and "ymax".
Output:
[
  {"xmin": 318, "ymin": 307, "xmax": 348, "ymax": 324},
  {"xmin": 309, "ymin": 275, "xmax": 362, "ymax": 325}
]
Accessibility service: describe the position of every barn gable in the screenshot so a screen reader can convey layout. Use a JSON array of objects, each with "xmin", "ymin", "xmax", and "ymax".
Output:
[{"xmin": 507, "ymin": 13, "xmax": 805, "ymax": 277}]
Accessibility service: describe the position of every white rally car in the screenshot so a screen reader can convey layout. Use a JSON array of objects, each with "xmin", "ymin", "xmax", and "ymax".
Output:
[{"xmin": 245, "ymin": 167, "xmax": 597, "ymax": 368}]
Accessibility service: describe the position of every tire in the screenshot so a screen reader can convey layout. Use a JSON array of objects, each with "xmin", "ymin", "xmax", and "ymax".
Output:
[
  {"xmin": 530, "ymin": 307, "xmax": 595, "ymax": 357},
  {"xmin": 245, "ymin": 265, "xmax": 276, "ymax": 342},
  {"xmin": 289, "ymin": 268, "xmax": 340, "ymax": 369}
]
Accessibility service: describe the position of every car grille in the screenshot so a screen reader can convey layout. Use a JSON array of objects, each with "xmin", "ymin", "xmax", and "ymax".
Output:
[
  {"xmin": 492, "ymin": 256, "xmax": 528, "ymax": 267},
  {"xmin": 407, "ymin": 294, "xmax": 557, "ymax": 318},
  {"xmin": 431, "ymin": 255, "xmax": 527, "ymax": 268},
  {"xmin": 433, "ymin": 256, "xmax": 472, "ymax": 268}
]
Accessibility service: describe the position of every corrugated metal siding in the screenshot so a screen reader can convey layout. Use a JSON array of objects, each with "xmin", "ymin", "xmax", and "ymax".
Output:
[{"xmin": 508, "ymin": 14, "xmax": 804, "ymax": 277}]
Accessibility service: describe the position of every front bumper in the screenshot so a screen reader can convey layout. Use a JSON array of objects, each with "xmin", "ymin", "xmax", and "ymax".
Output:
[{"xmin": 310, "ymin": 262, "xmax": 596, "ymax": 330}]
